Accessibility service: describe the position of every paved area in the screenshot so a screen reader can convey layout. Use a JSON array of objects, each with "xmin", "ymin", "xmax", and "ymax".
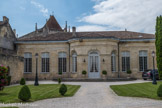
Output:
[{"xmin": 1, "ymin": 80, "xmax": 162, "ymax": 108}]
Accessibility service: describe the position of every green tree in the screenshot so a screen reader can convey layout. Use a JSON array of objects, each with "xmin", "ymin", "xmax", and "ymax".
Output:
[
  {"xmin": 59, "ymin": 84, "xmax": 67, "ymax": 96},
  {"xmin": 18, "ymin": 85, "xmax": 31, "ymax": 101},
  {"xmin": 20, "ymin": 78, "xmax": 26, "ymax": 85},
  {"xmin": 0, "ymin": 65, "xmax": 8, "ymax": 91},
  {"xmin": 155, "ymin": 16, "xmax": 162, "ymax": 79}
]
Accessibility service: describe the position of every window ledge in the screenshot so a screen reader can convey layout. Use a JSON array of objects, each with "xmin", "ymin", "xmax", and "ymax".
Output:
[
  {"xmin": 71, "ymin": 72, "xmax": 77, "ymax": 74},
  {"xmin": 40, "ymin": 72, "xmax": 50, "ymax": 74},
  {"xmin": 24, "ymin": 72, "xmax": 32, "ymax": 74}
]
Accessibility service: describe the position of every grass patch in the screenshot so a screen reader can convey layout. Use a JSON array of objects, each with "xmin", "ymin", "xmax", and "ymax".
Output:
[
  {"xmin": 0, "ymin": 84, "xmax": 80, "ymax": 103},
  {"xmin": 110, "ymin": 81, "xmax": 162, "ymax": 100}
]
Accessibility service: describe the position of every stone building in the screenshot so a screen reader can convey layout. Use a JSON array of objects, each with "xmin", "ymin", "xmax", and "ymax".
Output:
[
  {"xmin": 0, "ymin": 16, "xmax": 23, "ymax": 83},
  {"xmin": 15, "ymin": 15, "xmax": 156, "ymax": 80}
]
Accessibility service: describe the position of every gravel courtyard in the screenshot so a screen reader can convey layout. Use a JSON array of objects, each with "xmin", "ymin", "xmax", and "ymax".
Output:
[{"xmin": 1, "ymin": 80, "xmax": 162, "ymax": 108}]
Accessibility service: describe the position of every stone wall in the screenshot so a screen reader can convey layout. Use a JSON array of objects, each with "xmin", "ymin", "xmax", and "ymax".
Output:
[
  {"xmin": 0, "ymin": 16, "xmax": 16, "ymax": 50},
  {"xmin": 0, "ymin": 53, "xmax": 24, "ymax": 84},
  {"xmin": 17, "ymin": 39, "xmax": 157, "ymax": 79}
]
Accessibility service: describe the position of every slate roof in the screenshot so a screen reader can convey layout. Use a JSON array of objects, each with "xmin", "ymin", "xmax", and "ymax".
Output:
[
  {"xmin": 44, "ymin": 15, "xmax": 63, "ymax": 31},
  {"xmin": 18, "ymin": 31, "xmax": 155, "ymax": 41},
  {"xmin": 18, "ymin": 15, "xmax": 155, "ymax": 42}
]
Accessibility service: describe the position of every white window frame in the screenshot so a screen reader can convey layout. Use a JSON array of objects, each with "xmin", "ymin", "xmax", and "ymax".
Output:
[
  {"xmin": 58, "ymin": 52, "xmax": 67, "ymax": 73},
  {"xmin": 122, "ymin": 51, "xmax": 130, "ymax": 72},
  {"xmin": 24, "ymin": 53, "xmax": 32, "ymax": 73},
  {"xmin": 111, "ymin": 52, "xmax": 116, "ymax": 72},
  {"xmin": 72, "ymin": 53, "xmax": 77, "ymax": 73},
  {"xmin": 41, "ymin": 52, "xmax": 50, "ymax": 73},
  {"xmin": 139, "ymin": 51, "xmax": 148, "ymax": 72}
]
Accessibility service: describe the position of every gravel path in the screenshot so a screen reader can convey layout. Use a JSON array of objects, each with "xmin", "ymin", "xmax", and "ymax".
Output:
[{"xmin": 1, "ymin": 80, "xmax": 162, "ymax": 108}]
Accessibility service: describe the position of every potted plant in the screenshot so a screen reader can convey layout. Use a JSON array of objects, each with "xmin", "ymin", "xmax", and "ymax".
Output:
[
  {"xmin": 58, "ymin": 72, "xmax": 62, "ymax": 79},
  {"xmin": 127, "ymin": 70, "xmax": 132, "ymax": 79},
  {"xmin": 102, "ymin": 70, "xmax": 107, "ymax": 79},
  {"xmin": 82, "ymin": 70, "xmax": 87, "ymax": 78}
]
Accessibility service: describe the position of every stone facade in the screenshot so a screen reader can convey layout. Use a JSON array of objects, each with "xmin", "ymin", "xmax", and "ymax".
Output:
[
  {"xmin": 17, "ymin": 38, "xmax": 156, "ymax": 80},
  {"xmin": 0, "ymin": 16, "xmax": 23, "ymax": 83}
]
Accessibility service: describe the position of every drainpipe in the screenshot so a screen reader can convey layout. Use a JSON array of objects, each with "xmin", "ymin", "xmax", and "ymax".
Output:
[
  {"xmin": 118, "ymin": 41, "xmax": 120, "ymax": 78},
  {"xmin": 68, "ymin": 42, "xmax": 70, "ymax": 78}
]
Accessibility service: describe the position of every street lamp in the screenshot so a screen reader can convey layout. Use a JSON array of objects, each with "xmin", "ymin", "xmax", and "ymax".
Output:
[
  {"xmin": 34, "ymin": 53, "xmax": 39, "ymax": 86},
  {"xmin": 152, "ymin": 51, "xmax": 157, "ymax": 85}
]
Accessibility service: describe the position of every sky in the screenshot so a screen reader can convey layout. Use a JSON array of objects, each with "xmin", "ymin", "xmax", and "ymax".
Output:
[{"xmin": 0, "ymin": 0, "xmax": 162, "ymax": 37}]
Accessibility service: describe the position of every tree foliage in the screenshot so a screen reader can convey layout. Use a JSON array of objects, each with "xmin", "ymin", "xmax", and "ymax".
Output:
[
  {"xmin": 59, "ymin": 84, "xmax": 67, "ymax": 96},
  {"xmin": 18, "ymin": 85, "xmax": 31, "ymax": 101},
  {"xmin": 157, "ymin": 84, "xmax": 162, "ymax": 97},
  {"xmin": 155, "ymin": 16, "xmax": 162, "ymax": 79},
  {"xmin": 20, "ymin": 78, "xmax": 26, "ymax": 85},
  {"xmin": 0, "ymin": 65, "xmax": 8, "ymax": 91}
]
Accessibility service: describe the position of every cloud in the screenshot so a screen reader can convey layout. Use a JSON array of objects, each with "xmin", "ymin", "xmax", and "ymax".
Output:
[
  {"xmin": 77, "ymin": 25, "xmax": 108, "ymax": 31},
  {"xmin": 79, "ymin": 0, "xmax": 162, "ymax": 33},
  {"xmin": 30, "ymin": 0, "xmax": 48, "ymax": 17},
  {"xmin": 20, "ymin": 6, "xmax": 26, "ymax": 10}
]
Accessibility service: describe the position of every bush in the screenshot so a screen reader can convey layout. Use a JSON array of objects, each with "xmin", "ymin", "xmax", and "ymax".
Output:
[
  {"xmin": 102, "ymin": 70, "xmax": 107, "ymax": 75},
  {"xmin": 59, "ymin": 72, "xmax": 62, "ymax": 75},
  {"xmin": 58, "ymin": 78, "xmax": 61, "ymax": 84},
  {"xmin": 82, "ymin": 70, "xmax": 87, "ymax": 75},
  {"xmin": 18, "ymin": 85, "xmax": 31, "ymax": 101},
  {"xmin": 59, "ymin": 84, "xmax": 67, "ymax": 96},
  {"xmin": 7, "ymin": 76, "xmax": 11, "ymax": 85},
  {"xmin": 157, "ymin": 84, "xmax": 162, "ymax": 97},
  {"xmin": 20, "ymin": 78, "xmax": 26, "ymax": 85},
  {"xmin": 127, "ymin": 70, "xmax": 132, "ymax": 74},
  {"xmin": 0, "ymin": 65, "xmax": 8, "ymax": 91}
]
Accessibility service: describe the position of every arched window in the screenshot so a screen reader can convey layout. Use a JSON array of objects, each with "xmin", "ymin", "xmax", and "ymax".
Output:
[
  {"xmin": 111, "ymin": 52, "xmax": 116, "ymax": 72},
  {"xmin": 41, "ymin": 52, "xmax": 50, "ymax": 72},
  {"xmin": 122, "ymin": 51, "xmax": 130, "ymax": 72},
  {"xmin": 139, "ymin": 51, "xmax": 147, "ymax": 72},
  {"xmin": 72, "ymin": 53, "xmax": 77, "ymax": 73},
  {"xmin": 58, "ymin": 52, "xmax": 67, "ymax": 73},
  {"xmin": 24, "ymin": 53, "xmax": 32, "ymax": 73}
]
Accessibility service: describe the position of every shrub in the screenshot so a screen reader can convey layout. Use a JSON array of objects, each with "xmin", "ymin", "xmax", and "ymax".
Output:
[
  {"xmin": 59, "ymin": 84, "xmax": 67, "ymax": 96},
  {"xmin": 157, "ymin": 84, "xmax": 162, "ymax": 97},
  {"xmin": 82, "ymin": 70, "xmax": 87, "ymax": 75},
  {"xmin": 18, "ymin": 85, "xmax": 31, "ymax": 101},
  {"xmin": 102, "ymin": 70, "xmax": 107, "ymax": 75},
  {"xmin": 0, "ymin": 65, "xmax": 8, "ymax": 91},
  {"xmin": 20, "ymin": 78, "xmax": 26, "ymax": 85},
  {"xmin": 7, "ymin": 76, "xmax": 11, "ymax": 85},
  {"xmin": 59, "ymin": 72, "xmax": 62, "ymax": 75},
  {"xmin": 127, "ymin": 70, "xmax": 132, "ymax": 74},
  {"xmin": 58, "ymin": 78, "xmax": 61, "ymax": 84}
]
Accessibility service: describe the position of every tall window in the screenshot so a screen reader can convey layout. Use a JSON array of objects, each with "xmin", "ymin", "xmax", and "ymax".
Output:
[
  {"xmin": 122, "ymin": 51, "xmax": 130, "ymax": 72},
  {"xmin": 139, "ymin": 51, "xmax": 147, "ymax": 72},
  {"xmin": 24, "ymin": 53, "xmax": 32, "ymax": 73},
  {"xmin": 58, "ymin": 52, "xmax": 67, "ymax": 73},
  {"xmin": 41, "ymin": 53, "xmax": 50, "ymax": 72},
  {"xmin": 111, "ymin": 52, "xmax": 116, "ymax": 72},
  {"xmin": 72, "ymin": 53, "xmax": 77, "ymax": 73}
]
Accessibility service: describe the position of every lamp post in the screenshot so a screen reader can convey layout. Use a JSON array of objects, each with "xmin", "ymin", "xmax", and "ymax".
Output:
[
  {"xmin": 34, "ymin": 53, "xmax": 39, "ymax": 86},
  {"xmin": 152, "ymin": 51, "xmax": 157, "ymax": 85}
]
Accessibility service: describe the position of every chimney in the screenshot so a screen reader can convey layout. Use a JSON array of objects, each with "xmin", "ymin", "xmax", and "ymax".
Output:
[
  {"xmin": 125, "ymin": 28, "xmax": 127, "ymax": 31},
  {"xmin": 35, "ymin": 23, "xmax": 38, "ymax": 33},
  {"xmin": 68, "ymin": 26, "xmax": 70, "ymax": 32},
  {"xmin": 64, "ymin": 21, "xmax": 67, "ymax": 32},
  {"xmin": 13, "ymin": 29, "xmax": 16, "ymax": 36},
  {"xmin": 72, "ymin": 26, "xmax": 76, "ymax": 37},
  {"xmin": 3, "ymin": 16, "xmax": 9, "ymax": 22}
]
